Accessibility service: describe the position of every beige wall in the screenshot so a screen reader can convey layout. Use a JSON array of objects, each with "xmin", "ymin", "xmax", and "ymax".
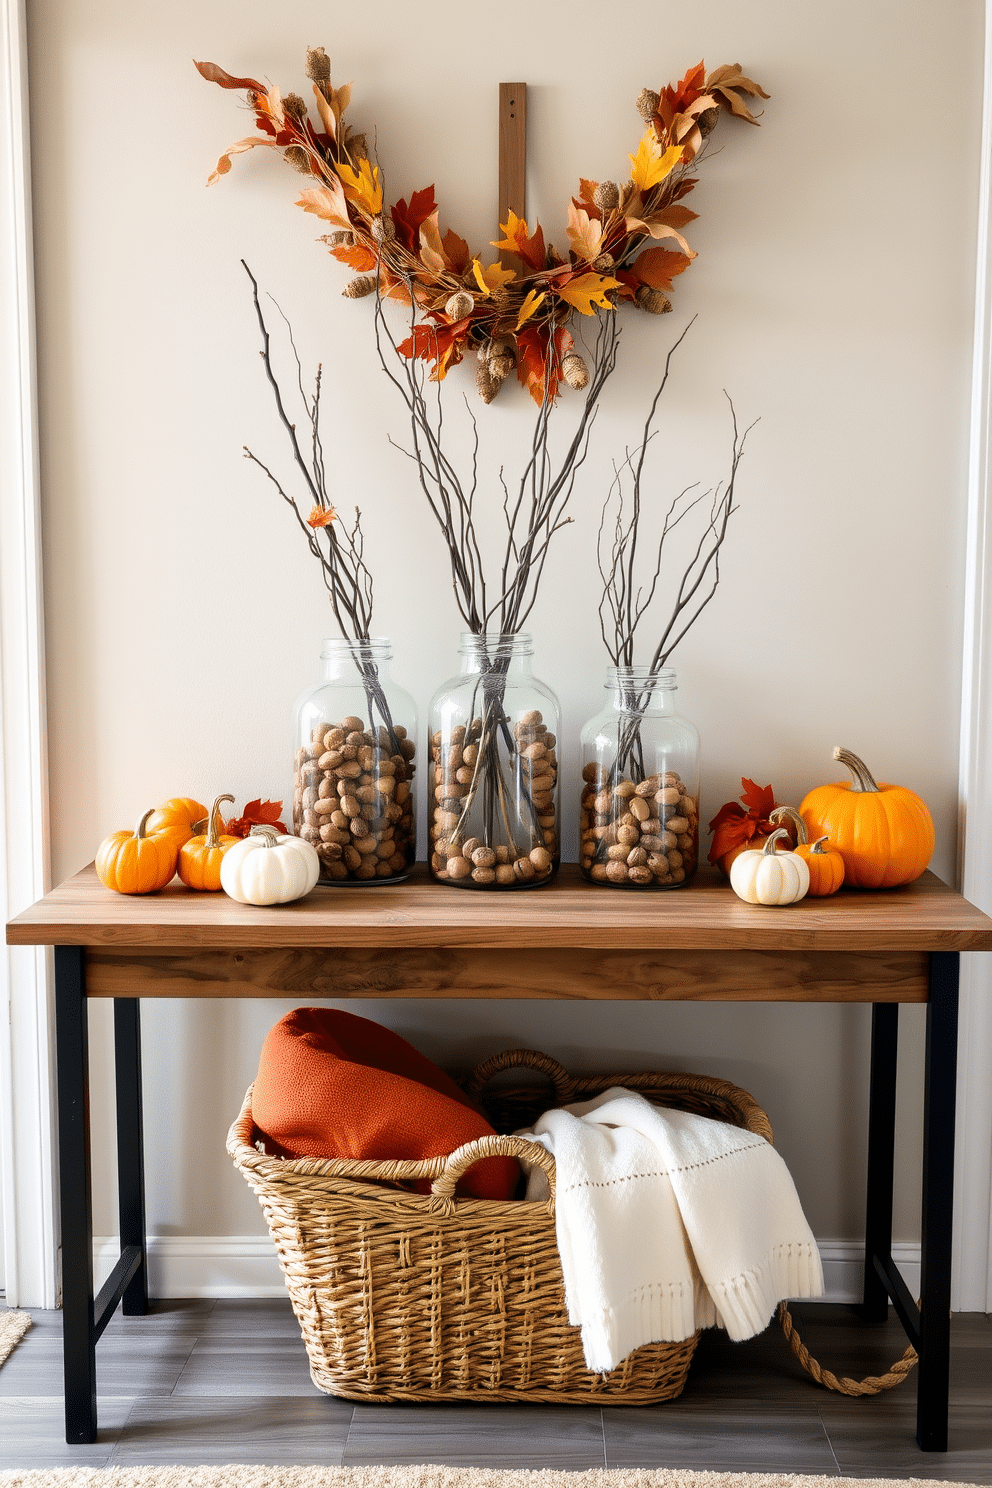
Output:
[{"xmin": 27, "ymin": 0, "xmax": 983, "ymax": 1249}]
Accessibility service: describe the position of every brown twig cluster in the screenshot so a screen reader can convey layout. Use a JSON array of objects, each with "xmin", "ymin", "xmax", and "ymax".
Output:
[
  {"xmin": 242, "ymin": 261, "xmax": 376, "ymax": 642},
  {"xmin": 376, "ymin": 278, "xmax": 621, "ymax": 633},
  {"xmin": 598, "ymin": 324, "xmax": 755, "ymax": 671}
]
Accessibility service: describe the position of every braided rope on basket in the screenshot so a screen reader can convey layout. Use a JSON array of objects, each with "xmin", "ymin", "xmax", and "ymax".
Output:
[{"xmin": 778, "ymin": 1301, "xmax": 918, "ymax": 1395}]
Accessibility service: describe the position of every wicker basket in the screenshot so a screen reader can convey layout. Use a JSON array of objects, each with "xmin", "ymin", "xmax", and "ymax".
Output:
[{"xmin": 227, "ymin": 1048, "xmax": 773, "ymax": 1405}]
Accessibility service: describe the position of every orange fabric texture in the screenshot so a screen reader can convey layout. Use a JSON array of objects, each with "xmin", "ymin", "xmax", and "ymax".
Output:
[{"xmin": 251, "ymin": 1008, "xmax": 518, "ymax": 1201}]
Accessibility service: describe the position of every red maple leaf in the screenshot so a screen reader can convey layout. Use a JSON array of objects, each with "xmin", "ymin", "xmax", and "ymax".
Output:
[
  {"xmin": 657, "ymin": 61, "xmax": 708, "ymax": 126},
  {"xmin": 707, "ymin": 778, "xmax": 779, "ymax": 865},
  {"xmin": 396, "ymin": 317, "xmax": 471, "ymax": 380},
  {"xmin": 515, "ymin": 324, "xmax": 573, "ymax": 406},
  {"xmin": 225, "ymin": 799, "xmax": 287, "ymax": 839},
  {"xmin": 390, "ymin": 186, "xmax": 438, "ymax": 253}
]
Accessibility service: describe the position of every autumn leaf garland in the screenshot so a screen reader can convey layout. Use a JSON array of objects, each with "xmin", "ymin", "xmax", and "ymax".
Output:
[{"xmin": 197, "ymin": 52, "xmax": 767, "ymax": 405}]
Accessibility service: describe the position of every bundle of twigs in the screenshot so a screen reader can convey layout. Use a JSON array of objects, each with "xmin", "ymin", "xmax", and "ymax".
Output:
[
  {"xmin": 596, "ymin": 323, "xmax": 755, "ymax": 782},
  {"xmin": 242, "ymin": 261, "xmax": 400, "ymax": 753}
]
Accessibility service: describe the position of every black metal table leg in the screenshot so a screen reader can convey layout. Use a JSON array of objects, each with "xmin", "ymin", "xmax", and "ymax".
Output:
[
  {"xmin": 863, "ymin": 1001, "xmax": 899, "ymax": 1323},
  {"xmin": 114, "ymin": 998, "xmax": 148, "ymax": 1315},
  {"xmin": 54, "ymin": 945, "xmax": 97, "ymax": 1445},
  {"xmin": 916, "ymin": 950, "xmax": 960, "ymax": 1452}
]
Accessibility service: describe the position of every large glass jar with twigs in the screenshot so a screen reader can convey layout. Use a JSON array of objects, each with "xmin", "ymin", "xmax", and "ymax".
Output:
[
  {"xmin": 579, "ymin": 667, "xmax": 699, "ymax": 888},
  {"xmin": 429, "ymin": 634, "xmax": 560, "ymax": 889},
  {"xmin": 293, "ymin": 638, "xmax": 417, "ymax": 884}
]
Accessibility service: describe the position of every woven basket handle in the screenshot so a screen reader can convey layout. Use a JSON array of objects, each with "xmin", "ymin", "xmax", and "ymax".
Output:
[
  {"xmin": 778, "ymin": 1302, "xmax": 917, "ymax": 1395},
  {"xmin": 429, "ymin": 1133, "xmax": 557, "ymax": 1213},
  {"xmin": 462, "ymin": 1048, "xmax": 576, "ymax": 1103}
]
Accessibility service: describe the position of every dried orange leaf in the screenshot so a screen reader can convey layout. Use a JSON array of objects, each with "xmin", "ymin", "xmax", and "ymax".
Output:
[
  {"xmin": 194, "ymin": 60, "xmax": 266, "ymax": 93},
  {"xmin": 566, "ymin": 201, "xmax": 603, "ymax": 263},
  {"xmin": 312, "ymin": 83, "xmax": 336, "ymax": 140},
  {"xmin": 297, "ymin": 181, "xmax": 352, "ymax": 230},
  {"xmin": 625, "ymin": 216, "xmax": 696, "ymax": 256},
  {"xmin": 630, "ymin": 245, "xmax": 692, "ymax": 290},
  {"xmin": 207, "ymin": 136, "xmax": 277, "ymax": 185},
  {"xmin": 419, "ymin": 211, "xmax": 451, "ymax": 277}
]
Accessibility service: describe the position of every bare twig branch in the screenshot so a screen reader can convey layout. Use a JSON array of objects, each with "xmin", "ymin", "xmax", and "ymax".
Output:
[
  {"xmin": 242, "ymin": 260, "xmax": 378, "ymax": 642},
  {"xmin": 596, "ymin": 328, "xmax": 756, "ymax": 673}
]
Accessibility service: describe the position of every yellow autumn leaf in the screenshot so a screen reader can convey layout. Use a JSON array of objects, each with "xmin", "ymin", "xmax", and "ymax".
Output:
[
  {"xmin": 628, "ymin": 131, "xmax": 684, "ymax": 193},
  {"xmin": 337, "ymin": 157, "xmax": 382, "ymax": 216},
  {"xmin": 515, "ymin": 289, "xmax": 547, "ymax": 330},
  {"xmin": 557, "ymin": 272, "xmax": 621, "ymax": 316},
  {"xmin": 472, "ymin": 258, "xmax": 516, "ymax": 297}
]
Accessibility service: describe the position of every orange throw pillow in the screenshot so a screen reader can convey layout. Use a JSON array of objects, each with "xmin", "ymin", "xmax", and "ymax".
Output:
[{"xmin": 251, "ymin": 1008, "xmax": 518, "ymax": 1201}]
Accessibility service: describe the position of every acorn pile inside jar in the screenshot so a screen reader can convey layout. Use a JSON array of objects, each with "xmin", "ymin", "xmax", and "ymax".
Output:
[
  {"xmin": 579, "ymin": 767, "xmax": 699, "ymax": 886},
  {"xmin": 429, "ymin": 709, "xmax": 559, "ymax": 887},
  {"xmin": 293, "ymin": 715, "xmax": 416, "ymax": 882}
]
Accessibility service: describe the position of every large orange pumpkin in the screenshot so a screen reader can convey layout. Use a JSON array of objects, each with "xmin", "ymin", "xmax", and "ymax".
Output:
[
  {"xmin": 95, "ymin": 809, "xmax": 179, "ymax": 894},
  {"xmin": 799, "ymin": 747, "xmax": 934, "ymax": 889},
  {"xmin": 178, "ymin": 794, "xmax": 238, "ymax": 891}
]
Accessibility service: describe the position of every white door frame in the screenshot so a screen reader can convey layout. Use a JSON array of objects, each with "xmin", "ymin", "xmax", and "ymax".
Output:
[
  {"xmin": 953, "ymin": 0, "xmax": 992, "ymax": 1314},
  {"xmin": 0, "ymin": 0, "xmax": 991, "ymax": 1311},
  {"xmin": 0, "ymin": 0, "xmax": 59, "ymax": 1308}
]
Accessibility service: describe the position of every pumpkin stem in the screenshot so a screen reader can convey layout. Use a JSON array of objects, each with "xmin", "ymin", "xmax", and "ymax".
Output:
[
  {"xmin": 249, "ymin": 824, "xmax": 281, "ymax": 848},
  {"xmin": 769, "ymin": 805, "xmax": 807, "ymax": 845},
  {"xmin": 762, "ymin": 827, "xmax": 793, "ymax": 856},
  {"xmin": 134, "ymin": 808, "xmax": 156, "ymax": 840},
  {"xmin": 833, "ymin": 746, "xmax": 880, "ymax": 794},
  {"xmin": 205, "ymin": 794, "xmax": 235, "ymax": 850},
  {"xmin": 809, "ymin": 835, "xmax": 832, "ymax": 856}
]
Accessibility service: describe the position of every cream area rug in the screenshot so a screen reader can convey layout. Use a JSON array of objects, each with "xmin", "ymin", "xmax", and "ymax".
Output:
[
  {"xmin": 0, "ymin": 1470, "xmax": 985, "ymax": 1488},
  {"xmin": 0, "ymin": 1308, "xmax": 31, "ymax": 1363}
]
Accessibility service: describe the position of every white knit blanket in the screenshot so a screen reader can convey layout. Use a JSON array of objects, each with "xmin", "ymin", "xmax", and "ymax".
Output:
[{"xmin": 516, "ymin": 1088, "xmax": 823, "ymax": 1373}]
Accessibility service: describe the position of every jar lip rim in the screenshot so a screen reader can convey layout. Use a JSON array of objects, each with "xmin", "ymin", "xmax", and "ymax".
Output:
[
  {"xmin": 459, "ymin": 630, "xmax": 533, "ymax": 653},
  {"xmin": 320, "ymin": 635, "xmax": 392, "ymax": 655},
  {"xmin": 605, "ymin": 665, "xmax": 677, "ymax": 687}
]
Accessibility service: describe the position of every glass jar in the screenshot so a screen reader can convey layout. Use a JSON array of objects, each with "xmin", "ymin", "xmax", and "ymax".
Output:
[
  {"xmin": 292, "ymin": 638, "xmax": 417, "ymax": 885},
  {"xmin": 428, "ymin": 633, "xmax": 560, "ymax": 889},
  {"xmin": 579, "ymin": 667, "xmax": 700, "ymax": 888}
]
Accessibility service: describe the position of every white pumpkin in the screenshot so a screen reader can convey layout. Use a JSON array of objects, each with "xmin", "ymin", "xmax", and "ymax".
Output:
[
  {"xmin": 220, "ymin": 825, "xmax": 320, "ymax": 905},
  {"xmin": 729, "ymin": 827, "xmax": 810, "ymax": 906}
]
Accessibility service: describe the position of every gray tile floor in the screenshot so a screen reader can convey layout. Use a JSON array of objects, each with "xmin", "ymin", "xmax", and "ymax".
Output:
[{"xmin": 0, "ymin": 1299, "xmax": 989, "ymax": 1478}]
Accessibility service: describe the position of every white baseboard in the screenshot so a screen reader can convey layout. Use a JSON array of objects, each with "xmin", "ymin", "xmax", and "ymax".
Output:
[{"xmin": 93, "ymin": 1235, "xmax": 923, "ymax": 1307}]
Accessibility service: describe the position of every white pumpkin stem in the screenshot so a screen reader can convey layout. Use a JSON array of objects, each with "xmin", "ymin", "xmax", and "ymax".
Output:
[
  {"xmin": 249, "ymin": 824, "xmax": 281, "ymax": 848},
  {"xmin": 762, "ymin": 827, "xmax": 793, "ymax": 856},
  {"xmin": 769, "ymin": 805, "xmax": 807, "ymax": 845},
  {"xmin": 809, "ymin": 835, "xmax": 832, "ymax": 856},
  {"xmin": 833, "ymin": 746, "xmax": 880, "ymax": 794},
  {"xmin": 134, "ymin": 808, "xmax": 156, "ymax": 841},
  {"xmin": 204, "ymin": 794, "xmax": 235, "ymax": 850}
]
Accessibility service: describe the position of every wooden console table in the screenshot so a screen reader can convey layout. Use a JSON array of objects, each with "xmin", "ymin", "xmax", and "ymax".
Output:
[{"xmin": 8, "ymin": 862, "xmax": 992, "ymax": 1450}]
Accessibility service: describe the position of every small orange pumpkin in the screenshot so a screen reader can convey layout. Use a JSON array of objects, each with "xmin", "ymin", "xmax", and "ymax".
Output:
[
  {"xmin": 796, "ymin": 835, "xmax": 845, "ymax": 897},
  {"xmin": 145, "ymin": 796, "xmax": 208, "ymax": 853},
  {"xmin": 178, "ymin": 794, "xmax": 238, "ymax": 891},
  {"xmin": 95, "ymin": 808, "xmax": 179, "ymax": 894},
  {"xmin": 799, "ymin": 747, "xmax": 935, "ymax": 889}
]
